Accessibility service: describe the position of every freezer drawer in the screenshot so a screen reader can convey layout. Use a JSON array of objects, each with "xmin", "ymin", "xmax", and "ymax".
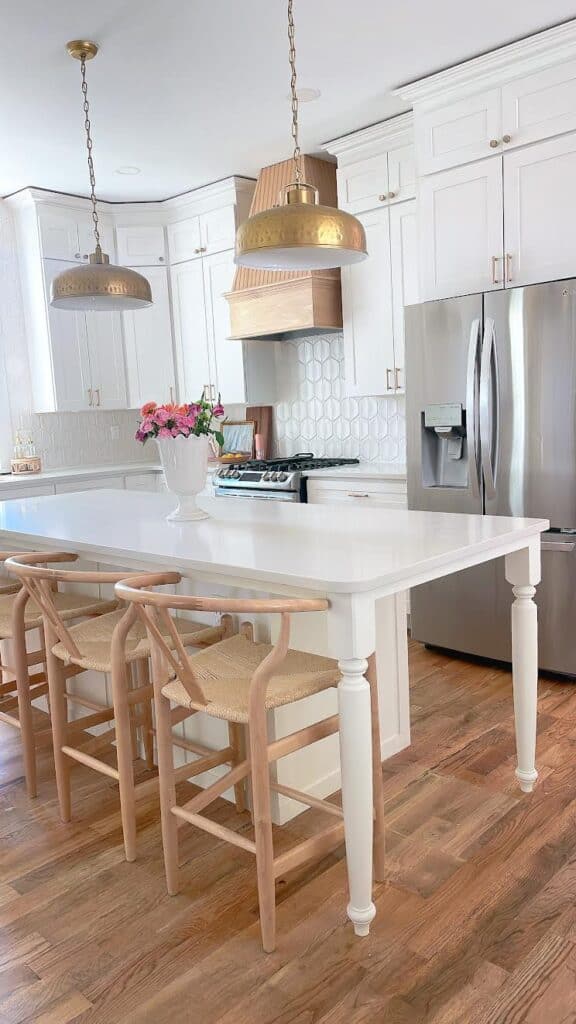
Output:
[{"xmin": 411, "ymin": 535, "xmax": 576, "ymax": 676}]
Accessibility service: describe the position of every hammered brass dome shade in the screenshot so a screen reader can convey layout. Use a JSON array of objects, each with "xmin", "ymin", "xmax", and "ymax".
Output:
[
  {"xmin": 235, "ymin": 185, "xmax": 368, "ymax": 271},
  {"xmin": 50, "ymin": 253, "xmax": 153, "ymax": 310}
]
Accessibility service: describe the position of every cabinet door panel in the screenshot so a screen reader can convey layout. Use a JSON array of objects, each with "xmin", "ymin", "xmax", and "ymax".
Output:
[
  {"xmin": 203, "ymin": 250, "xmax": 244, "ymax": 404},
  {"xmin": 43, "ymin": 261, "xmax": 91, "ymax": 411},
  {"xmin": 199, "ymin": 206, "xmax": 236, "ymax": 255},
  {"xmin": 123, "ymin": 266, "xmax": 175, "ymax": 408},
  {"xmin": 504, "ymin": 133, "xmax": 576, "ymax": 288},
  {"xmin": 167, "ymin": 217, "xmax": 202, "ymax": 264},
  {"xmin": 416, "ymin": 90, "xmax": 502, "ymax": 174},
  {"xmin": 389, "ymin": 200, "xmax": 419, "ymax": 391},
  {"xmin": 171, "ymin": 260, "xmax": 211, "ymax": 403},
  {"xmin": 419, "ymin": 158, "xmax": 504, "ymax": 300},
  {"xmin": 387, "ymin": 144, "xmax": 416, "ymax": 203},
  {"xmin": 502, "ymin": 59, "xmax": 576, "ymax": 150},
  {"xmin": 336, "ymin": 154, "xmax": 389, "ymax": 214},
  {"xmin": 116, "ymin": 225, "xmax": 166, "ymax": 266},
  {"xmin": 38, "ymin": 208, "xmax": 80, "ymax": 261},
  {"xmin": 341, "ymin": 207, "xmax": 394, "ymax": 396},
  {"xmin": 85, "ymin": 310, "xmax": 127, "ymax": 409}
]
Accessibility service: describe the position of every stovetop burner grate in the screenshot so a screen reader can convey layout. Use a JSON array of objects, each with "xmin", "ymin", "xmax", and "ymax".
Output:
[{"xmin": 236, "ymin": 455, "xmax": 360, "ymax": 473}]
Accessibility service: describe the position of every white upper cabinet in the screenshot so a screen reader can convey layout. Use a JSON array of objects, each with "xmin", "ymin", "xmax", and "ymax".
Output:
[
  {"xmin": 504, "ymin": 132, "xmax": 576, "ymax": 288},
  {"xmin": 501, "ymin": 58, "xmax": 576, "ymax": 150},
  {"xmin": 387, "ymin": 144, "xmax": 417, "ymax": 205},
  {"xmin": 167, "ymin": 205, "xmax": 236, "ymax": 263},
  {"xmin": 115, "ymin": 225, "xmax": 166, "ymax": 266},
  {"xmin": 85, "ymin": 309, "xmax": 128, "ymax": 409},
  {"xmin": 171, "ymin": 259, "xmax": 212, "ymax": 403},
  {"xmin": 419, "ymin": 157, "xmax": 504, "ymax": 300},
  {"xmin": 415, "ymin": 90, "xmax": 502, "ymax": 174},
  {"xmin": 203, "ymin": 250, "xmax": 244, "ymax": 403},
  {"xmin": 336, "ymin": 146, "xmax": 415, "ymax": 215},
  {"xmin": 42, "ymin": 260, "xmax": 92, "ymax": 412},
  {"xmin": 39, "ymin": 205, "xmax": 114, "ymax": 262},
  {"xmin": 123, "ymin": 266, "xmax": 176, "ymax": 408},
  {"xmin": 389, "ymin": 200, "xmax": 419, "ymax": 390},
  {"xmin": 341, "ymin": 207, "xmax": 394, "ymax": 397}
]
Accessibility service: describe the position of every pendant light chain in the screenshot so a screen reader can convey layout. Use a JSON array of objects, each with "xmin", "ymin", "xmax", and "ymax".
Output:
[
  {"xmin": 79, "ymin": 53, "xmax": 101, "ymax": 251},
  {"xmin": 287, "ymin": 0, "xmax": 302, "ymax": 184}
]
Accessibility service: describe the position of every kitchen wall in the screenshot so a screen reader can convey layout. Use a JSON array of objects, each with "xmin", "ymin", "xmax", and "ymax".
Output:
[
  {"xmin": 14, "ymin": 410, "xmax": 157, "ymax": 471},
  {"xmin": 273, "ymin": 332, "xmax": 406, "ymax": 464}
]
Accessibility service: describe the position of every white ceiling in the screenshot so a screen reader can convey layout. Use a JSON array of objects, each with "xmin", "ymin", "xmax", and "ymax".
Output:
[{"xmin": 2, "ymin": 1, "xmax": 576, "ymax": 202}]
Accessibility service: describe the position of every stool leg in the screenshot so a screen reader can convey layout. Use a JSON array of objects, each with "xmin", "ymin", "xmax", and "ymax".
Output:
[
  {"xmin": 367, "ymin": 654, "xmax": 386, "ymax": 882},
  {"xmin": 128, "ymin": 664, "xmax": 140, "ymax": 760},
  {"xmin": 136, "ymin": 658, "xmax": 155, "ymax": 770},
  {"xmin": 10, "ymin": 619, "xmax": 37, "ymax": 798},
  {"xmin": 44, "ymin": 623, "xmax": 71, "ymax": 822},
  {"xmin": 248, "ymin": 707, "xmax": 276, "ymax": 953},
  {"xmin": 110, "ymin": 649, "xmax": 137, "ymax": 862},
  {"xmin": 228, "ymin": 722, "xmax": 247, "ymax": 813},
  {"xmin": 152, "ymin": 644, "xmax": 179, "ymax": 895}
]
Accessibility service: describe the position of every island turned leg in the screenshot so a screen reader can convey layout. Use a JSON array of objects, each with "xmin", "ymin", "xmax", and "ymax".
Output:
[
  {"xmin": 338, "ymin": 656, "xmax": 376, "ymax": 937},
  {"xmin": 505, "ymin": 541, "xmax": 541, "ymax": 793}
]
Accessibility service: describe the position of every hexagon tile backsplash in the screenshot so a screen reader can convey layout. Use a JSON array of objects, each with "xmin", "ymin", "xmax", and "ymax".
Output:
[{"xmin": 273, "ymin": 333, "xmax": 406, "ymax": 463}]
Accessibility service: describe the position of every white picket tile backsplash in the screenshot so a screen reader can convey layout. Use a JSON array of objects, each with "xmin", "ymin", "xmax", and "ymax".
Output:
[{"xmin": 272, "ymin": 333, "xmax": 406, "ymax": 463}]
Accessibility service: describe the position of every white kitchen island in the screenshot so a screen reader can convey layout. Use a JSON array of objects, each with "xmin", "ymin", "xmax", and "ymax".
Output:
[{"xmin": 0, "ymin": 489, "xmax": 548, "ymax": 938}]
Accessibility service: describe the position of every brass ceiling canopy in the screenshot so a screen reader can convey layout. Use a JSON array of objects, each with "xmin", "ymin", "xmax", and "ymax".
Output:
[
  {"xmin": 235, "ymin": 0, "xmax": 367, "ymax": 271},
  {"xmin": 51, "ymin": 41, "xmax": 152, "ymax": 311}
]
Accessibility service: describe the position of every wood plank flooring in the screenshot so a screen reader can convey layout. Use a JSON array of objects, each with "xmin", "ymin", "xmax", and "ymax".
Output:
[{"xmin": 2, "ymin": 641, "xmax": 576, "ymax": 1022}]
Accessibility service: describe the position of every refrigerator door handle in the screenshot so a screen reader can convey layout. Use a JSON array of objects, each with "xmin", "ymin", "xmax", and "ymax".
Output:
[
  {"xmin": 466, "ymin": 317, "xmax": 482, "ymax": 498},
  {"xmin": 480, "ymin": 316, "xmax": 499, "ymax": 499}
]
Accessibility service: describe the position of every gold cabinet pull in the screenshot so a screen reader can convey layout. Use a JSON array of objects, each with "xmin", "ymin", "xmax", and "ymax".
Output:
[
  {"xmin": 491, "ymin": 255, "xmax": 503, "ymax": 284},
  {"xmin": 94, "ymin": 387, "xmax": 101, "ymax": 407},
  {"xmin": 169, "ymin": 386, "xmax": 174, "ymax": 403},
  {"xmin": 387, "ymin": 191, "xmax": 397, "ymax": 199},
  {"xmin": 505, "ymin": 253, "xmax": 513, "ymax": 283},
  {"xmin": 386, "ymin": 368, "xmax": 393, "ymax": 390},
  {"xmin": 348, "ymin": 492, "xmax": 370, "ymax": 498},
  {"xmin": 489, "ymin": 139, "xmax": 500, "ymax": 148},
  {"xmin": 87, "ymin": 387, "xmax": 93, "ymax": 407},
  {"xmin": 378, "ymin": 194, "xmax": 387, "ymax": 202},
  {"xmin": 394, "ymin": 367, "xmax": 402, "ymax": 390},
  {"xmin": 502, "ymin": 134, "xmax": 511, "ymax": 144}
]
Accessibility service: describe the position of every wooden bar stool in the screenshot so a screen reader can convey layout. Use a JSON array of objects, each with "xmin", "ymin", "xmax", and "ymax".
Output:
[
  {"xmin": 0, "ymin": 550, "xmax": 118, "ymax": 797},
  {"xmin": 6, "ymin": 553, "xmax": 229, "ymax": 861},
  {"xmin": 116, "ymin": 573, "xmax": 386, "ymax": 953}
]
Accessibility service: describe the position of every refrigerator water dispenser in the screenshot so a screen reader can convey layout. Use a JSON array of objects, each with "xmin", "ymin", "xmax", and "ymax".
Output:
[{"xmin": 421, "ymin": 403, "xmax": 468, "ymax": 488}]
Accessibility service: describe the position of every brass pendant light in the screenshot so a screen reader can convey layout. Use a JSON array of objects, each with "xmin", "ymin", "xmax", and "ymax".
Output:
[
  {"xmin": 51, "ymin": 41, "xmax": 152, "ymax": 311},
  {"xmin": 235, "ymin": 0, "xmax": 367, "ymax": 271}
]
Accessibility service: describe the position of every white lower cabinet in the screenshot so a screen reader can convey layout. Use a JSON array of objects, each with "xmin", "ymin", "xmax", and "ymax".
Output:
[
  {"xmin": 306, "ymin": 476, "xmax": 407, "ymax": 508},
  {"xmin": 419, "ymin": 157, "xmax": 504, "ymax": 300},
  {"xmin": 504, "ymin": 132, "xmax": 576, "ymax": 287},
  {"xmin": 54, "ymin": 476, "xmax": 125, "ymax": 494},
  {"xmin": 123, "ymin": 266, "xmax": 176, "ymax": 408},
  {"xmin": 341, "ymin": 201, "xmax": 417, "ymax": 397}
]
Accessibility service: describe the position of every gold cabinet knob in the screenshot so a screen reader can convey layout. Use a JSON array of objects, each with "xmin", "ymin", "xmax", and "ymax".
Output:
[
  {"xmin": 489, "ymin": 139, "xmax": 500, "ymax": 148},
  {"xmin": 387, "ymin": 192, "xmax": 397, "ymax": 199},
  {"xmin": 378, "ymin": 194, "xmax": 386, "ymax": 202},
  {"xmin": 502, "ymin": 134, "xmax": 511, "ymax": 144}
]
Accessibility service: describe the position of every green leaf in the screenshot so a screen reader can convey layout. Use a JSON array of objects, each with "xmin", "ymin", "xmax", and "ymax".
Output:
[{"xmin": 213, "ymin": 431, "xmax": 225, "ymax": 449}]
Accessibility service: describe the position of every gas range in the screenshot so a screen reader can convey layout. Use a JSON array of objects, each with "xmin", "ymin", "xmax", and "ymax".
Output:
[{"xmin": 214, "ymin": 454, "xmax": 360, "ymax": 502}]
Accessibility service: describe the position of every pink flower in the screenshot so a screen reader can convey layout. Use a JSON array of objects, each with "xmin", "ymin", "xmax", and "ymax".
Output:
[
  {"xmin": 140, "ymin": 401, "xmax": 157, "ymax": 416},
  {"xmin": 135, "ymin": 428, "xmax": 147, "ymax": 443},
  {"xmin": 140, "ymin": 417, "xmax": 154, "ymax": 433},
  {"xmin": 158, "ymin": 427, "xmax": 172, "ymax": 438},
  {"xmin": 212, "ymin": 403, "xmax": 225, "ymax": 419},
  {"xmin": 154, "ymin": 408, "xmax": 171, "ymax": 426},
  {"xmin": 181, "ymin": 414, "xmax": 197, "ymax": 429}
]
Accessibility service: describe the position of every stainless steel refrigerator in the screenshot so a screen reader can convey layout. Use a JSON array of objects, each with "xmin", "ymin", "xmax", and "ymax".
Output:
[{"xmin": 406, "ymin": 280, "xmax": 576, "ymax": 676}]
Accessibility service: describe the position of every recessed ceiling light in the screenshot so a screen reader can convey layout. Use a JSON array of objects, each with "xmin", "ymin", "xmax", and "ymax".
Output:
[
  {"xmin": 286, "ymin": 87, "xmax": 321, "ymax": 103},
  {"xmin": 115, "ymin": 166, "xmax": 141, "ymax": 175}
]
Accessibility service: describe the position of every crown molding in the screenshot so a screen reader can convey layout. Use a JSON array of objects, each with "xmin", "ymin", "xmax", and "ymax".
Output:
[
  {"xmin": 394, "ymin": 19, "xmax": 576, "ymax": 107},
  {"xmin": 322, "ymin": 112, "xmax": 413, "ymax": 163}
]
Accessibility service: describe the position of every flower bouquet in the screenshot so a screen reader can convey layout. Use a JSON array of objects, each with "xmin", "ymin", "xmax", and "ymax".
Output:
[{"xmin": 136, "ymin": 395, "xmax": 225, "ymax": 522}]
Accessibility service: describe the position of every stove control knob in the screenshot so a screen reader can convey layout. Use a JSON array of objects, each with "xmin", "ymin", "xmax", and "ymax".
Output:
[
  {"xmin": 262, "ymin": 471, "xmax": 270, "ymax": 481},
  {"xmin": 270, "ymin": 472, "xmax": 278, "ymax": 482},
  {"xmin": 278, "ymin": 472, "xmax": 288, "ymax": 482}
]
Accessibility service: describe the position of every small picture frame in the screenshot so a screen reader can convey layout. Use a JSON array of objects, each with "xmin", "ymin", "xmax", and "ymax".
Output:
[{"xmin": 221, "ymin": 420, "xmax": 256, "ymax": 458}]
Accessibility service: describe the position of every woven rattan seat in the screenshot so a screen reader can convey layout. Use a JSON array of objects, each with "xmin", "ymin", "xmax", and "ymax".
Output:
[
  {"xmin": 162, "ymin": 633, "xmax": 341, "ymax": 724},
  {"xmin": 51, "ymin": 608, "xmax": 223, "ymax": 673},
  {"xmin": 0, "ymin": 590, "xmax": 117, "ymax": 639}
]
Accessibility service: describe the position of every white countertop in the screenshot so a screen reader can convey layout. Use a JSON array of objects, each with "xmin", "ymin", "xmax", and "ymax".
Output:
[
  {"xmin": 0, "ymin": 488, "xmax": 547, "ymax": 595},
  {"xmin": 305, "ymin": 462, "xmax": 406, "ymax": 480},
  {"xmin": 0, "ymin": 463, "xmax": 162, "ymax": 487}
]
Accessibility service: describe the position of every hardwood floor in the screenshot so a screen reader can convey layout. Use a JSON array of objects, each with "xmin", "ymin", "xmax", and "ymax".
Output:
[{"xmin": 2, "ymin": 640, "xmax": 576, "ymax": 1023}]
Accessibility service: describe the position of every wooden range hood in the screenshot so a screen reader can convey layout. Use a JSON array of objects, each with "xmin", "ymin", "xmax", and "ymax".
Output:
[{"xmin": 226, "ymin": 155, "xmax": 343, "ymax": 339}]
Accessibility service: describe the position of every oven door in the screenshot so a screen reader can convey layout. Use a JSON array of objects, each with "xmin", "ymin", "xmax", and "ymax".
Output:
[{"xmin": 214, "ymin": 486, "xmax": 300, "ymax": 502}]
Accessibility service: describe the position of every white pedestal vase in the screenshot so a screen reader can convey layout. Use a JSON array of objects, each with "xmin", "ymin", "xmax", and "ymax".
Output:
[{"xmin": 157, "ymin": 434, "xmax": 210, "ymax": 522}]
